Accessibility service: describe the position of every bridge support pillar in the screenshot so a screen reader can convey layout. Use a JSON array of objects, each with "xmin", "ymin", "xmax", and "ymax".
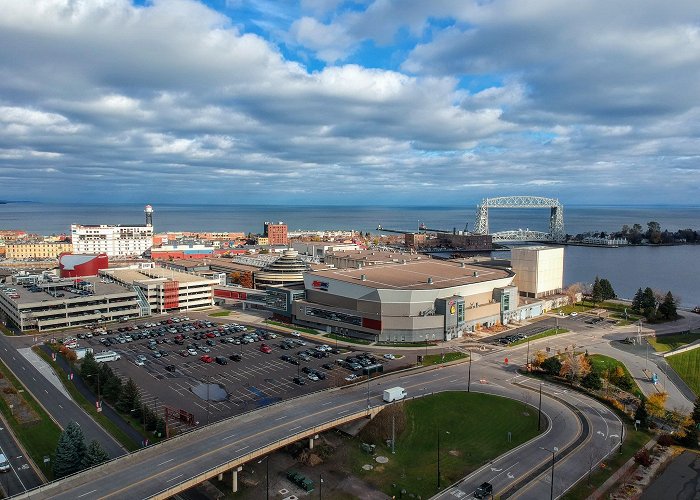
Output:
[
  {"xmin": 232, "ymin": 466, "xmax": 243, "ymax": 493},
  {"xmin": 309, "ymin": 433, "xmax": 319, "ymax": 450},
  {"xmin": 218, "ymin": 472, "xmax": 223, "ymax": 481}
]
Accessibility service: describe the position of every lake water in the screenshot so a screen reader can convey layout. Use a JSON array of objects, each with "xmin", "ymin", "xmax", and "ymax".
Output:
[{"xmin": 1, "ymin": 202, "xmax": 698, "ymax": 306}]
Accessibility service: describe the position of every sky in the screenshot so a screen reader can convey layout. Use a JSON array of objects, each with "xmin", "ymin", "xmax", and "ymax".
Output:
[{"xmin": 1, "ymin": 0, "xmax": 699, "ymax": 206}]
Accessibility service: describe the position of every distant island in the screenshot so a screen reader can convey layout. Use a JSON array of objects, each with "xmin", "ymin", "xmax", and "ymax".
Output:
[{"xmin": 571, "ymin": 221, "xmax": 699, "ymax": 245}]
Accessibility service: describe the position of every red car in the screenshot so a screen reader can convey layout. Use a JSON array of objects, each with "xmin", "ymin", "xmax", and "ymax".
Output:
[
  {"xmin": 200, "ymin": 355, "xmax": 214, "ymax": 363},
  {"xmin": 206, "ymin": 332, "xmax": 216, "ymax": 338},
  {"xmin": 260, "ymin": 344, "xmax": 272, "ymax": 354}
]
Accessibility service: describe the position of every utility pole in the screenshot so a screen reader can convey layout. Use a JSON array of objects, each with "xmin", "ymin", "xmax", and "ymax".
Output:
[
  {"xmin": 526, "ymin": 340, "xmax": 530, "ymax": 370},
  {"xmin": 366, "ymin": 372, "xmax": 371, "ymax": 409},
  {"xmin": 207, "ymin": 375, "xmax": 211, "ymax": 425}
]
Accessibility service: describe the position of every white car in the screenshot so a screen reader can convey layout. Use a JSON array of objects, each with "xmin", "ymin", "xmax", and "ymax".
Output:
[
  {"xmin": 345, "ymin": 374, "xmax": 358, "ymax": 381},
  {"xmin": 307, "ymin": 373, "xmax": 319, "ymax": 381},
  {"xmin": 290, "ymin": 331, "xmax": 301, "ymax": 337},
  {"xmin": 383, "ymin": 353, "xmax": 395, "ymax": 360},
  {"xmin": 188, "ymin": 348, "xmax": 198, "ymax": 356},
  {"xmin": 570, "ymin": 312, "xmax": 578, "ymax": 317},
  {"xmin": 135, "ymin": 359, "xmax": 145, "ymax": 366}
]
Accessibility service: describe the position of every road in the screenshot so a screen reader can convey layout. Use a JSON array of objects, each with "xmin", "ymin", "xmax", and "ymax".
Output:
[
  {"xmin": 13, "ymin": 353, "xmax": 622, "ymax": 500},
  {"xmin": 0, "ymin": 335, "xmax": 125, "ymax": 460},
  {"xmin": 0, "ymin": 415, "xmax": 43, "ymax": 496}
]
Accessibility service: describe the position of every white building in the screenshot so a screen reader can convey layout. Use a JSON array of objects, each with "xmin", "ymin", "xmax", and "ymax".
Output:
[
  {"xmin": 71, "ymin": 224, "xmax": 153, "ymax": 258},
  {"xmin": 510, "ymin": 246, "xmax": 564, "ymax": 298},
  {"xmin": 101, "ymin": 265, "xmax": 216, "ymax": 314}
]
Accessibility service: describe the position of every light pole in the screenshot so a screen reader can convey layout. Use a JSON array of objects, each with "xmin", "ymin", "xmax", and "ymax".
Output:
[
  {"xmin": 538, "ymin": 383, "xmax": 543, "ymax": 431},
  {"xmin": 540, "ymin": 446, "xmax": 558, "ymax": 500},
  {"xmin": 366, "ymin": 372, "xmax": 371, "ymax": 409},
  {"xmin": 467, "ymin": 349, "xmax": 472, "ymax": 392},
  {"xmin": 319, "ymin": 473, "xmax": 323, "ymax": 499},
  {"xmin": 86, "ymin": 372, "xmax": 101, "ymax": 412},
  {"xmin": 206, "ymin": 375, "xmax": 211, "ymax": 425},
  {"xmin": 436, "ymin": 428, "xmax": 449, "ymax": 490},
  {"xmin": 257, "ymin": 456, "xmax": 270, "ymax": 500}
]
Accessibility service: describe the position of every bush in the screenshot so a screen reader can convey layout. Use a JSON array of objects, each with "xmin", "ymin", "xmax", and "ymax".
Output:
[
  {"xmin": 581, "ymin": 372, "xmax": 602, "ymax": 390},
  {"xmin": 541, "ymin": 356, "xmax": 562, "ymax": 376},
  {"xmin": 2, "ymin": 387, "xmax": 17, "ymax": 395},
  {"xmin": 658, "ymin": 434, "xmax": 674, "ymax": 447},
  {"xmin": 634, "ymin": 448, "xmax": 652, "ymax": 467}
]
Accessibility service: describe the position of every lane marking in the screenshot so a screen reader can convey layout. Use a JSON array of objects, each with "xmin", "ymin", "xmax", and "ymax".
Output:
[
  {"xmin": 223, "ymin": 434, "xmax": 236, "ymax": 440},
  {"xmin": 275, "ymin": 416, "xmax": 286, "ymax": 421},
  {"xmin": 234, "ymin": 445, "xmax": 249, "ymax": 453},
  {"xmin": 289, "ymin": 425, "xmax": 302, "ymax": 431},
  {"xmin": 157, "ymin": 458, "xmax": 174, "ymax": 466},
  {"xmin": 77, "ymin": 489, "xmax": 97, "ymax": 498},
  {"xmin": 166, "ymin": 474, "xmax": 183, "ymax": 483}
]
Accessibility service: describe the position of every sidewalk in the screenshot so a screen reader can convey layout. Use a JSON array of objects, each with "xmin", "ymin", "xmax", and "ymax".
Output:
[
  {"xmin": 17, "ymin": 346, "xmax": 71, "ymax": 399},
  {"xmin": 586, "ymin": 437, "xmax": 657, "ymax": 500}
]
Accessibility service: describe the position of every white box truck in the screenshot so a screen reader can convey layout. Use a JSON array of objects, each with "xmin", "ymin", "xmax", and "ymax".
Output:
[{"xmin": 383, "ymin": 386, "xmax": 407, "ymax": 403}]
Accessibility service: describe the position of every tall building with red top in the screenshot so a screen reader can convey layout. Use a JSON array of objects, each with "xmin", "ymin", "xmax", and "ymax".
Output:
[{"xmin": 264, "ymin": 221, "xmax": 288, "ymax": 246}]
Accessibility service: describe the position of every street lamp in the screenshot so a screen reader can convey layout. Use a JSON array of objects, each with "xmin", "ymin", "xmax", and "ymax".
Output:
[
  {"xmin": 467, "ymin": 349, "xmax": 472, "ymax": 392},
  {"xmin": 540, "ymin": 446, "xmax": 558, "ymax": 500},
  {"xmin": 86, "ymin": 372, "xmax": 101, "ymax": 412},
  {"xmin": 538, "ymin": 383, "xmax": 543, "ymax": 431},
  {"xmin": 319, "ymin": 473, "xmax": 323, "ymax": 499},
  {"xmin": 257, "ymin": 455, "xmax": 270, "ymax": 500}
]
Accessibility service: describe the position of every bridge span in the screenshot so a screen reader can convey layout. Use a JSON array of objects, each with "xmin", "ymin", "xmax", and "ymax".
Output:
[{"xmin": 473, "ymin": 196, "xmax": 565, "ymax": 242}]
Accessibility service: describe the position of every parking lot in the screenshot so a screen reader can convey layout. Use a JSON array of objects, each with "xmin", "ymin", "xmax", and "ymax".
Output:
[{"xmin": 73, "ymin": 317, "xmax": 399, "ymax": 427}]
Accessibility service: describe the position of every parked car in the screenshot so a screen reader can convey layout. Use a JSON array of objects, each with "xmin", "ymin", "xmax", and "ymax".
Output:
[
  {"xmin": 345, "ymin": 374, "xmax": 358, "ymax": 381},
  {"xmin": 383, "ymin": 353, "xmax": 395, "ymax": 360},
  {"xmin": 200, "ymin": 355, "xmax": 214, "ymax": 363},
  {"xmin": 229, "ymin": 353, "xmax": 242, "ymax": 362},
  {"xmin": 260, "ymin": 343, "xmax": 272, "ymax": 354},
  {"xmin": 165, "ymin": 365, "xmax": 176, "ymax": 372},
  {"xmin": 292, "ymin": 376, "xmax": 306, "ymax": 385}
]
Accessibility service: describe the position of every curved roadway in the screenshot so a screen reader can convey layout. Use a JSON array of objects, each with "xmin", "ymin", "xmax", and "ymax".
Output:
[{"xmin": 14, "ymin": 353, "xmax": 620, "ymax": 500}]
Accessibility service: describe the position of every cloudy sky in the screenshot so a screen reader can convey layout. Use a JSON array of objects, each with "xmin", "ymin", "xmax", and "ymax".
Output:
[{"xmin": 1, "ymin": 0, "xmax": 699, "ymax": 205}]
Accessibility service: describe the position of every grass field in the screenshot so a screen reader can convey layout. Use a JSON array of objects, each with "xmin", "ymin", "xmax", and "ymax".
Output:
[
  {"xmin": 208, "ymin": 311, "xmax": 231, "ymax": 317},
  {"xmin": 667, "ymin": 348, "xmax": 700, "ymax": 396},
  {"xmin": 648, "ymin": 331, "xmax": 700, "ymax": 352},
  {"xmin": 588, "ymin": 354, "xmax": 642, "ymax": 397},
  {"xmin": 325, "ymin": 333, "xmax": 372, "ymax": 345},
  {"xmin": 351, "ymin": 392, "xmax": 541, "ymax": 498},
  {"xmin": 264, "ymin": 321, "xmax": 322, "ymax": 335},
  {"xmin": 422, "ymin": 352, "xmax": 467, "ymax": 365},
  {"xmin": 509, "ymin": 328, "xmax": 569, "ymax": 347}
]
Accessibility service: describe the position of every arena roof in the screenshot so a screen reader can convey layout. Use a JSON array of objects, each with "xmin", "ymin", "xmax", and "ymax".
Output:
[{"xmin": 308, "ymin": 259, "xmax": 513, "ymax": 290}]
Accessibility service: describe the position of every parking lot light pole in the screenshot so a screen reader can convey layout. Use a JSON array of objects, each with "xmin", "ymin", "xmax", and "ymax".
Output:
[
  {"xmin": 257, "ymin": 456, "xmax": 270, "ymax": 500},
  {"xmin": 206, "ymin": 376, "xmax": 211, "ymax": 426},
  {"xmin": 366, "ymin": 372, "xmax": 371, "ymax": 409}
]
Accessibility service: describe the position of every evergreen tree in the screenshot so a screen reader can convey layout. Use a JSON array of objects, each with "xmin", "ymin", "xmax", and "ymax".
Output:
[
  {"xmin": 116, "ymin": 378, "xmax": 140, "ymax": 413},
  {"xmin": 102, "ymin": 376, "xmax": 123, "ymax": 404},
  {"xmin": 693, "ymin": 396, "xmax": 700, "ymax": 425},
  {"xmin": 53, "ymin": 421, "xmax": 87, "ymax": 478},
  {"xmin": 144, "ymin": 406, "xmax": 158, "ymax": 432},
  {"xmin": 155, "ymin": 417, "xmax": 166, "ymax": 437},
  {"xmin": 641, "ymin": 287, "xmax": 657, "ymax": 319},
  {"xmin": 81, "ymin": 440, "xmax": 109, "ymax": 469},
  {"xmin": 79, "ymin": 352, "xmax": 99, "ymax": 385},
  {"xmin": 590, "ymin": 276, "xmax": 603, "ymax": 303},
  {"xmin": 599, "ymin": 279, "xmax": 617, "ymax": 300},
  {"xmin": 658, "ymin": 291, "xmax": 678, "ymax": 320},
  {"xmin": 541, "ymin": 356, "xmax": 562, "ymax": 376},
  {"xmin": 631, "ymin": 288, "xmax": 644, "ymax": 313},
  {"xmin": 581, "ymin": 372, "xmax": 602, "ymax": 390},
  {"xmin": 634, "ymin": 401, "xmax": 649, "ymax": 429}
]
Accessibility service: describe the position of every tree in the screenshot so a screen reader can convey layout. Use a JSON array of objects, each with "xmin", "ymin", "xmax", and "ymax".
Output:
[
  {"xmin": 590, "ymin": 276, "xmax": 603, "ymax": 304},
  {"xmin": 81, "ymin": 440, "xmax": 109, "ymax": 469},
  {"xmin": 646, "ymin": 392, "xmax": 668, "ymax": 419},
  {"xmin": 599, "ymin": 279, "xmax": 617, "ymax": 300},
  {"xmin": 532, "ymin": 350, "xmax": 548, "ymax": 368},
  {"xmin": 53, "ymin": 421, "xmax": 87, "ymax": 478},
  {"xmin": 692, "ymin": 396, "xmax": 700, "ymax": 425},
  {"xmin": 564, "ymin": 283, "xmax": 583, "ymax": 305},
  {"xmin": 79, "ymin": 352, "xmax": 99, "ymax": 385},
  {"xmin": 116, "ymin": 378, "xmax": 140, "ymax": 413},
  {"xmin": 102, "ymin": 376, "xmax": 123, "ymax": 404},
  {"xmin": 646, "ymin": 221, "xmax": 662, "ymax": 244},
  {"xmin": 631, "ymin": 288, "xmax": 644, "ymax": 313},
  {"xmin": 559, "ymin": 353, "xmax": 591, "ymax": 381},
  {"xmin": 581, "ymin": 372, "xmax": 602, "ymax": 390},
  {"xmin": 635, "ymin": 401, "xmax": 649, "ymax": 429},
  {"xmin": 641, "ymin": 287, "xmax": 657, "ymax": 319},
  {"xmin": 657, "ymin": 291, "xmax": 678, "ymax": 320},
  {"xmin": 541, "ymin": 356, "xmax": 562, "ymax": 376}
]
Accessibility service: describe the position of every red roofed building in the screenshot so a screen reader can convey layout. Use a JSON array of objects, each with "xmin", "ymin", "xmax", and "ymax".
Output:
[{"xmin": 59, "ymin": 253, "xmax": 109, "ymax": 278}]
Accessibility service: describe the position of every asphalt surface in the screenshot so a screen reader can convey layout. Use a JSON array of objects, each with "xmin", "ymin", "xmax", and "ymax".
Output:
[
  {"xmin": 0, "ymin": 415, "xmax": 43, "ymax": 496},
  {"xmin": 0, "ymin": 334, "xmax": 125, "ymax": 460},
  {"xmin": 640, "ymin": 450, "xmax": 700, "ymax": 500},
  {"xmin": 13, "ymin": 353, "xmax": 622, "ymax": 500}
]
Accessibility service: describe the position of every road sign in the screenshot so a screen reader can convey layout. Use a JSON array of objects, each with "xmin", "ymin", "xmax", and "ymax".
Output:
[{"xmin": 504, "ymin": 357, "xmax": 509, "ymax": 364}]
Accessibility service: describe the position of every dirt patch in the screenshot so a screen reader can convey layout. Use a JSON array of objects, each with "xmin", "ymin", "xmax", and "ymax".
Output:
[
  {"xmin": 448, "ymin": 449, "xmax": 462, "ymax": 457},
  {"xmin": 0, "ymin": 374, "xmax": 40, "ymax": 424}
]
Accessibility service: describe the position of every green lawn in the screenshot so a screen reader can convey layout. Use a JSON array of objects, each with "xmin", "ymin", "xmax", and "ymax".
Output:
[
  {"xmin": 509, "ymin": 328, "xmax": 569, "ymax": 347},
  {"xmin": 563, "ymin": 425, "xmax": 652, "ymax": 500},
  {"xmin": 0, "ymin": 359, "xmax": 61, "ymax": 480},
  {"xmin": 351, "ymin": 392, "xmax": 541, "ymax": 498},
  {"xmin": 376, "ymin": 341, "xmax": 438, "ymax": 348},
  {"xmin": 209, "ymin": 311, "xmax": 231, "ymax": 317},
  {"xmin": 667, "ymin": 348, "xmax": 700, "ymax": 396},
  {"xmin": 588, "ymin": 354, "xmax": 642, "ymax": 397},
  {"xmin": 325, "ymin": 333, "xmax": 372, "ymax": 345},
  {"xmin": 648, "ymin": 331, "xmax": 700, "ymax": 352},
  {"xmin": 264, "ymin": 321, "xmax": 322, "ymax": 335},
  {"xmin": 422, "ymin": 352, "xmax": 467, "ymax": 365}
]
